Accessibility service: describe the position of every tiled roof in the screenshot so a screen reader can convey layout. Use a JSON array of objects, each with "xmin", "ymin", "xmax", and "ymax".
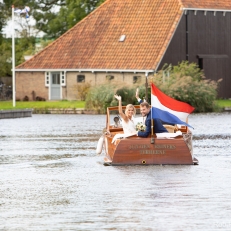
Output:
[
  {"xmin": 16, "ymin": 0, "xmax": 231, "ymax": 71},
  {"xmin": 17, "ymin": 0, "xmax": 182, "ymax": 71}
]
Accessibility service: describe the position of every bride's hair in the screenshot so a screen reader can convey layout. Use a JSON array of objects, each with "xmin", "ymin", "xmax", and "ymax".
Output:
[{"xmin": 125, "ymin": 104, "xmax": 136, "ymax": 116}]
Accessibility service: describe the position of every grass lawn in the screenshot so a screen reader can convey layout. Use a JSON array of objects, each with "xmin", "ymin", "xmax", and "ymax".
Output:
[
  {"xmin": 215, "ymin": 99, "xmax": 231, "ymax": 108},
  {"xmin": 0, "ymin": 100, "xmax": 85, "ymax": 110},
  {"xmin": 0, "ymin": 99, "xmax": 230, "ymax": 111}
]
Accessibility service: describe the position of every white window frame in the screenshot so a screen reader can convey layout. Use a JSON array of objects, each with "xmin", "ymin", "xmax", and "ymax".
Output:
[
  {"xmin": 45, "ymin": 72, "xmax": 50, "ymax": 87},
  {"xmin": 61, "ymin": 71, "xmax": 66, "ymax": 86}
]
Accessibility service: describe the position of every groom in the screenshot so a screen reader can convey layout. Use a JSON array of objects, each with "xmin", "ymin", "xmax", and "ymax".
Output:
[
  {"xmin": 135, "ymin": 89, "xmax": 168, "ymax": 137},
  {"xmin": 137, "ymin": 102, "xmax": 168, "ymax": 137}
]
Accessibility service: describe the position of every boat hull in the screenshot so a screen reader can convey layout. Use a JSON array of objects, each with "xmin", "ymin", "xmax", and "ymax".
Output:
[
  {"xmin": 104, "ymin": 135, "xmax": 196, "ymax": 165},
  {"xmin": 101, "ymin": 105, "xmax": 198, "ymax": 166}
]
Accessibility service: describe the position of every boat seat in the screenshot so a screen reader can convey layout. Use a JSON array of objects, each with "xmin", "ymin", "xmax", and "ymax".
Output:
[
  {"xmin": 163, "ymin": 124, "xmax": 178, "ymax": 133},
  {"xmin": 109, "ymin": 126, "xmax": 123, "ymax": 133}
]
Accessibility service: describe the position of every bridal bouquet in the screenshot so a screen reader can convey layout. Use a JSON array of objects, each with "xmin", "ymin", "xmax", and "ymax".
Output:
[{"xmin": 136, "ymin": 122, "xmax": 146, "ymax": 131}]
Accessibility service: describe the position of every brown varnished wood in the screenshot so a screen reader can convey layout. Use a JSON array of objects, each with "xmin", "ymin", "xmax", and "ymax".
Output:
[
  {"xmin": 107, "ymin": 105, "xmax": 140, "ymax": 132},
  {"xmin": 104, "ymin": 135, "xmax": 118, "ymax": 161},
  {"xmin": 105, "ymin": 135, "xmax": 193, "ymax": 165},
  {"xmin": 104, "ymin": 106, "xmax": 196, "ymax": 165}
]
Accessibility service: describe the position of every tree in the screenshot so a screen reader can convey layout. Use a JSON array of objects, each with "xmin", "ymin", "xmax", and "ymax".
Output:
[
  {"xmin": 0, "ymin": 39, "xmax": 12, "ymax": 77},
  {"xmin": 34, "ymin": 0, "xmax": 106, "ymax": 39},
  {"xmin": 0, "ymin": 1, "xmax": 8, "ymax": 42},
  {"xmin": 150, "ymin": 61, "xmax": 222, "ymax": 112},
  {"xmin": 0, "ymin": 0, "xmax": 106, "ymax": 77},
  {"xmin": 15, "ymin": 36, "xmax": 36, "ymax": 64},
  {"xmin": 2, "ymin": 0, "xmax": 106, "ymax": 39}
]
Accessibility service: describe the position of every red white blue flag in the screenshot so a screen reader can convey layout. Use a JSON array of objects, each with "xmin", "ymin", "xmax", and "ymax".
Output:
[
  {"xmin": 14, "ymin": 6, "xmax": 30, "ymax": 18},
  {"xmin": 151, "ymin": 83, "xmax": 195, "ymax": 128}
]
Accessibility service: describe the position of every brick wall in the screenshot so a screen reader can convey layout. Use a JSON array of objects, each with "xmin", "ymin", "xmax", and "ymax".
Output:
[
  {"xmin": 16, "ymin": 72, "xmax": 48, "ymax": 101},
  {"xmin": 66, "ymin": 72, "xmax": 146, "ymax": 100},
  {"xmin": 16, "ymin": 71, "xmax": 146, "ymax": 101}
]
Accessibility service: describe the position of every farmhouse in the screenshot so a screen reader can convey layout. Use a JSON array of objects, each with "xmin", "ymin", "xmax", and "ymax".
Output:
[{"xmin": 15, "ymin": 0, "xmax": 231, "ymax": 100}]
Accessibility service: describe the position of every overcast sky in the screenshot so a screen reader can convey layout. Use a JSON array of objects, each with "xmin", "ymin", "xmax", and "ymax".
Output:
[
  {"xmin": 3, "ymin": 16, "xmax": 42, "ymax": 38},
  {"xmin": 1, "ymin": 3, "xmax": 58, "ymax": 38}
]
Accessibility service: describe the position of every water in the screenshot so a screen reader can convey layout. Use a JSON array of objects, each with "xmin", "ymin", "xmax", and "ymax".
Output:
[{"xmin": 0, "ymin": 113, "xmax": 231, "ymax": 231}]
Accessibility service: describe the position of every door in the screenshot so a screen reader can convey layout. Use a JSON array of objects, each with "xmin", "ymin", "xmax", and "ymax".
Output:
[{"xmin": 50, "ymin": 72, "xmax": 61, "ymax": 100}]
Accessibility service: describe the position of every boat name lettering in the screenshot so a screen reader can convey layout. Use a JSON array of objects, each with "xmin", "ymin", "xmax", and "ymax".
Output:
[
  {"xmin": 129, "ymin": 144, "xmax": 150, "ymax": 150},
  {"xmin": 154, "ymin": 144, "xmax": 176, "ymax": 149},
  {"xmin": 140, "ymin": 150, "xmax": 166, "ymax": 155}
]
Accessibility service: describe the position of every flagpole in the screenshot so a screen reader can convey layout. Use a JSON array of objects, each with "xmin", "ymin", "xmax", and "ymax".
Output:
[
  {"xmin": 145, "ymin": 72, "xmax": 148, "ymax": 103},
  {"xmin": 149, "ymin": 72, "xmax": 155, "ymax": 144},
  {"xmin": 12, "ymin": 5, "xmax": 16, "ymax": 107}
]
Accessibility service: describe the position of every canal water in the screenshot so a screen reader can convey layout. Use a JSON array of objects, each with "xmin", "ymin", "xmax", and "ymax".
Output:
[{"xmin": 0, "ymin": 113, "xmax": 231, "ymax": 231}]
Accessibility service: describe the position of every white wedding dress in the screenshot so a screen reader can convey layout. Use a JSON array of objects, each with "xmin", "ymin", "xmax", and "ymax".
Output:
[
  {"xmin": 112, "ymin": 117, "xmax": 136, "ymax": 143},
  {"xmin": 121, "ymin": 118, "xmax": 136, "ymax": 134}
]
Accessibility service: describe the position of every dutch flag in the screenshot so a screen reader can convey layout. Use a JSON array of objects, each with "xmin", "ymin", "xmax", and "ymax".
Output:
[
  {"xmin": 151, "ymin": 83, "xmax": 195, "ymax": 128},
  {"xmin": 14, "ymin": 6, "xmax": 30, "ymax": 18}
]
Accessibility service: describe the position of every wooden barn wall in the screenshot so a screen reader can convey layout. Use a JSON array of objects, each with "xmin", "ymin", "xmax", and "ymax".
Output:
[
  {"xmin": 159, "ymin": 11, "xmax": 231, "ymax": 98},
  {"xmin": 158, "ymin": 15, "xmax": 187, "ymax": 69}
]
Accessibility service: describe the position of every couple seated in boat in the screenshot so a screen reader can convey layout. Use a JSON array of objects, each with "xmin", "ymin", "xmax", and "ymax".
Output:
[{"xmin": 114, "ymin": 94, "xmax": 168, "ymax": 139}]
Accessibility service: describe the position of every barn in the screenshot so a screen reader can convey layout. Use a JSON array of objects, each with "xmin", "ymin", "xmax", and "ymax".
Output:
[{"xmin": 15, "ymin": 0, "xmax": 231, "ymax": 100}]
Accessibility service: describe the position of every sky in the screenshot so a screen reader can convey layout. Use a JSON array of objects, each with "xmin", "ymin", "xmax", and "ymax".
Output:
[
  {"xmin": 1, "ymin": 4, "xmax": 40, "ymax": 38},
  {"xmin": 3, "ymin": 17, "xmax": 40, "ymax": 38},
  {"xmin": 1, "ymin": 3, "xmax": 59, "ymax": 38}
]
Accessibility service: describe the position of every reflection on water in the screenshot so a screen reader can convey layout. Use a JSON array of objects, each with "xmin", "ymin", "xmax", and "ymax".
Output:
[{"xmin": 0, "ymin": 113, "xmax": 231, "ymax": 230}]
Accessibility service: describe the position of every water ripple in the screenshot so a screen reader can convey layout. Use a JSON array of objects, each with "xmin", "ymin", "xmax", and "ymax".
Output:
[{"xmin": 1, "ymin": 113, "xmax": 231, "ymax": 230}]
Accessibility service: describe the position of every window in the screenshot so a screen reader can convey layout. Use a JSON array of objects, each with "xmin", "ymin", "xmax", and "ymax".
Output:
[
  {"xmin": 106, "ymin": 75, "xmax": 114, "ymax": 81},
  {"xmin": 119, "ymin": 35, "xmax": 126, "ymax": 42},
  {"xmin": 52, "ymin": 73, "xmax": 60, "ymax": 84},
  {"xmin": 45, "ymin": 72, "xmax": 63, "ymax": 87},
  {"xmin": 45, "ymin": 72, "xmax": 50, "ymax": 87},
  {"xmin": 77, "ymin": 75, "xmax": 85, "ymax": 83},
  {"xmin": 198, "ymin": 58, "xmax": 203, "ymax": 70},
  {"xmin": 133, "ymin": 76, "xmax": 141, "ymax": 84},
  {"xmin": 61, "ymin": 71, "xmax": 66, "ymax": 86}
]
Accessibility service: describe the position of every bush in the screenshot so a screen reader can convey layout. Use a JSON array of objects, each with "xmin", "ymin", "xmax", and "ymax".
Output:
[
  {"xmin": 85, "ymin": 83, "xmax": 148, "ymax": 113},
  {"xmin": 85, "ymin": 84, "xmax": 116, "ymax": 113},
  {"xmin": 113, "ymin": 86, "xmax": 139, "ymax": 106},
  {"xmin": 85, "ymin": 61, "xmax": 221, "ymax": 113},
  {"xmin": 76, "ymin": 81, "xmax": 91, "ymax": 100},
  {"xmin": 149, "ymin": 61, "xmax": 222, "ymax": 112},
  {"xmin": 23, "ymin": 95, "xmax": 29, "ymax": 101}
]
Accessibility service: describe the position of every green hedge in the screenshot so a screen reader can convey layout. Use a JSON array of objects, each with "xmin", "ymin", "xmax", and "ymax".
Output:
[
  {"xmin": 151, "ymin": 61, "xmax": 222, "ymax": 112},
  {"xmin": 85, "ymin": 84, "xmax": 141, "ymax": 114},
  {"xmin": 85, "ymin": 61, "xmax": 222, "ymax": 113}
]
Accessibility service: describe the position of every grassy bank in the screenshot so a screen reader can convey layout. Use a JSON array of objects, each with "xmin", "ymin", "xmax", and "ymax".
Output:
[
  {"xmin": 0, "ymin": 101, "xmax": 85, "ymax": 110},
  {"xmin": 0, "ymin": 99, "xmax": 230, "ymax": 111},
  {"xmin": 215, "ymin": 99, "xmax": 231, "ymax": 108}
]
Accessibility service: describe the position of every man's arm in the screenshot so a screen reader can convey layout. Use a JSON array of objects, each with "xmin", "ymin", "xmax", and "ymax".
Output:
[{"xmin": 138, "ymin": 118, "xmax": 168, "ymax": 137}]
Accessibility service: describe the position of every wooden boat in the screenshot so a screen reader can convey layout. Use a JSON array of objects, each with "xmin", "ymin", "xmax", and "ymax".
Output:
[{"xmin": 98, "ymin": 105, "xmax": 198, "ymax": 166}]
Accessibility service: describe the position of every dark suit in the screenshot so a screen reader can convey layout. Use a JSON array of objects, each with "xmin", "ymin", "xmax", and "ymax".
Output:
[{"xmin": 138, "ymin": 110, "xmax": 168, "ymax": 138}]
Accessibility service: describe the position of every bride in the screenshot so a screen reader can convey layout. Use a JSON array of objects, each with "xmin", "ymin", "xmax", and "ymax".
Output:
[{"xmin": 112, "ymin": 95, "xmax": 137, "ymax": 143}]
